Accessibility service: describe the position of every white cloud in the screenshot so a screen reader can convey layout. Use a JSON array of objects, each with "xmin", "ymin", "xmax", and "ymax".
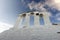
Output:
[
  {"xmin": 0, "ymin": 22, "xmax": 13, "ymax": 33},
  {"xmin": 28, "ymin": 1, "xmax": 46, "ymax": 11},
  {"xmin": 45, "ymin": 0, "xmax": 60, "ymax": 11},
  {"xmin": 28, "ymin": 0, "xmax": 60, "ymax": 11}
]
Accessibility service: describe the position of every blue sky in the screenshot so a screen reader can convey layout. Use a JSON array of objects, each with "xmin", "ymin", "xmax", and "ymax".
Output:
[{"xmin": 0, "ymin": 0, "xmax": 60, "ymax": 25}]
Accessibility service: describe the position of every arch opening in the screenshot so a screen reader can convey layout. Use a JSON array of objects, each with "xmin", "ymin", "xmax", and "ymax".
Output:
[
  {"xmin": 36, "ymin": 13, "xmax": 39, "ymax": 16},
  {"xmin": 39, "ymin": 14, "xmax": 44, "ymax": 25}
]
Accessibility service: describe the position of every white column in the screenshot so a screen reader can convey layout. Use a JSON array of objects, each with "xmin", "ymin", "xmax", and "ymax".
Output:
[
  {"xmin": 13, "ymin": 15, "xmax": 23, "ymax": 29},
  {"xmin": 34, "ymin": 13, "xmax": 40, "ymax": 27},
  {"xmin": 43, "ymin": 13, "xmax": 51, "ymax": 26},
  {"xmin": 24, "ymin": 13, "xmax": 30, "ymax": 28}
]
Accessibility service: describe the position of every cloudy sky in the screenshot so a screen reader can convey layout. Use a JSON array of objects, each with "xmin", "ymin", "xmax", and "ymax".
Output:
[{"xmin": 0, "ymin": 0, "xmax": 60, "ymax": 33}]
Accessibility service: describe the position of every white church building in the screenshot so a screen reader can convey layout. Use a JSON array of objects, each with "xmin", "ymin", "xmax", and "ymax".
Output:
[{"xmin": 0, "ymin": 11, "xmax": 60, "ymax": 40}]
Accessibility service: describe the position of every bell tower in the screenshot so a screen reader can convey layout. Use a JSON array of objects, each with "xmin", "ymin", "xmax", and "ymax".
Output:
[{"xmin": 13, "ymin": 11, "xmax": 52, "ymax": 29}]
